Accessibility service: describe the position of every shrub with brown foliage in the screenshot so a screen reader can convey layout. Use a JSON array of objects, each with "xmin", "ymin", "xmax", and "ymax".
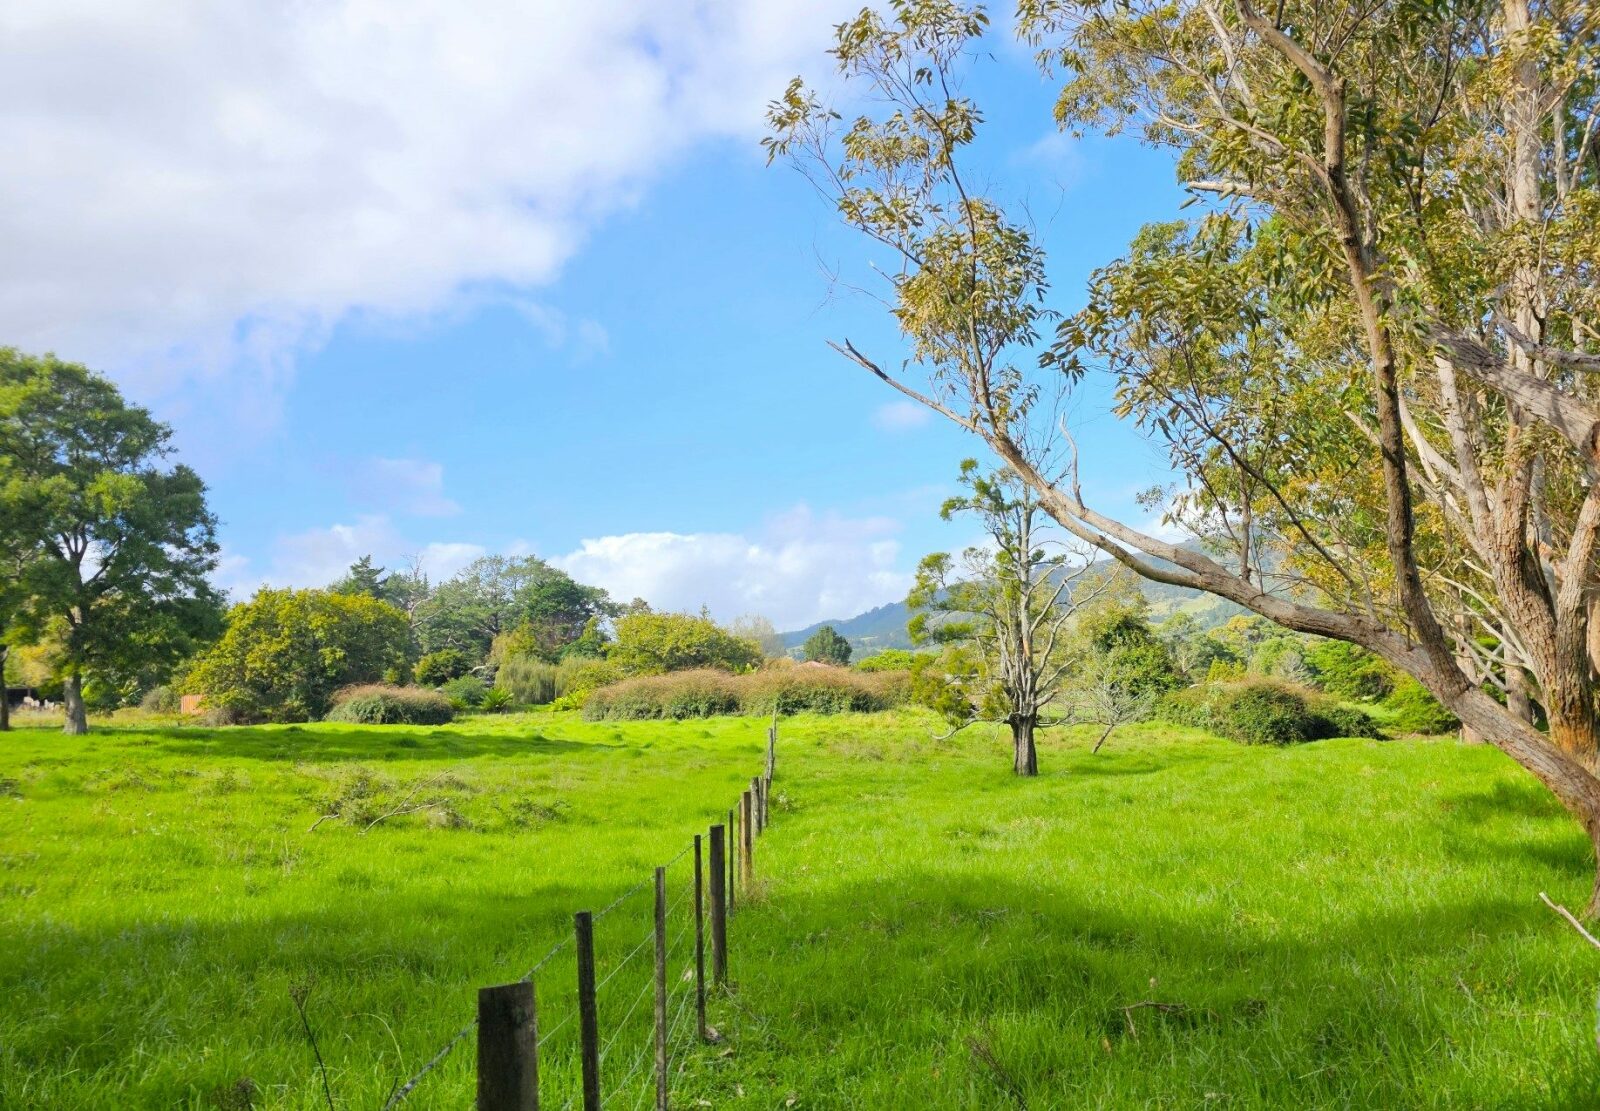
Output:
[{"xmin": 582, "ymin": 665, "xmax": 907, "ymax": 721}]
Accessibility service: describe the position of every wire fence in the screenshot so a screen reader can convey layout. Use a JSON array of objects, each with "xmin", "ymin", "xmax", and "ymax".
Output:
[{"xmin": 378, "ymin": 720, "xmax": 779, "ymax": 1110}]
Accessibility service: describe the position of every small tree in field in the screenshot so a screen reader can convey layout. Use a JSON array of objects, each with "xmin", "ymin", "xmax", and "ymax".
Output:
[
  {"xmin": 802, "ymin": 625, "xmax": 853, "ymax": 665},
  {"xmin": 909, "ymin": 460, "xmax": 1104, "ymax": 775},
  {"xmin": 0, "ymin": 350, "xmax": 220, "ymax": 733}
]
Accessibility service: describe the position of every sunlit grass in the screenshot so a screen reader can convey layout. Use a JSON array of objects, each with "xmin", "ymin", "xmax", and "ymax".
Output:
[{"xmin": 3, "ymin": 710, "xmax": 1598, "ymax": 1108}]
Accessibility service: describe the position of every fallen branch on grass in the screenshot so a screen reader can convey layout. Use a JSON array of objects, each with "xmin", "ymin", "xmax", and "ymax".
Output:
[
  {"xmin": 361, "ymin": 776, "xmax": 446, "ymax": 834},
  {"xmin": 1539, "ymin": 892, "xmax": 1600, "ymax": 951}
]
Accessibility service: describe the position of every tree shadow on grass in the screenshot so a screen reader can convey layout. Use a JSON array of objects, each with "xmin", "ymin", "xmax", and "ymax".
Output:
[{"xmin": 142, "ymin": 726, "xmax": 614, "ymax": 763}]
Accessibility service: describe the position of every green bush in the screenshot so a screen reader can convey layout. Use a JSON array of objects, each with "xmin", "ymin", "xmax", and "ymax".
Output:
[
  {"xmin": 325, "ymin": 684, "xmax": 455, "ymax": 725},
  {"xmin": 140, "ymin": 685, "xmax": 180, "ymax": 713},
  {"xmin": 441, "ymin": 675, "xmax": 487, "ymax": 709},
  {"xmin": 1160, "ymin": 678, "xmax": 1382, "ymax": 745},
  {"xmin": 583, "ymin": 665, "xmax": 907, "ymax": 721},
  {"xmin": 480, "ymin": 687, "xmax": 514, "ymax": 714},
  {"xmin": 414, "ymin": 649, "xmax": 472, "ymax": 686},
  {"xmin": 549, "ymin": 658, "xmax": 623, "ymax": 711},
  {"xmin": 1315, "ymin": 705, "xmax": 1385, "ymax": 740},
  {"xmin": 1383, "ymin": 676, "xmax": 1460, "ymax": 734}
]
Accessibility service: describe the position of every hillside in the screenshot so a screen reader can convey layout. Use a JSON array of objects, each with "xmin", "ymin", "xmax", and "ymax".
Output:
[{"xmin": 781, "ymin": 545, "xmax": 1248, "ymax": 656}]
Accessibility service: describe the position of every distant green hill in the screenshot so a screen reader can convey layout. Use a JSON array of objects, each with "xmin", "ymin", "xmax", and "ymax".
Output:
[{"xmin": 781, "ymin": 546, "xmax": 1248, "ymax": 658}]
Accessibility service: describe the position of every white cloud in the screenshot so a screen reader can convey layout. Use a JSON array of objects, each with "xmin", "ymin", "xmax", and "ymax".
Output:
[
  {"xmin": 553, "ymin": 506, "xmax": 912, "ymax": 630},
  {"xmin": 213, "ymin": 515, "xmax": 489, "ymax": 597},
  {"xmin": 871, "ymin": 400, "xmax": 933, "ymax": 432},
  {"xmin": 349, "ymin": 456, "xmax": 461, "ymax": 518},
  {"xmin": 0, "ymin": 0, "xmax": 856, "ymax": 439}
]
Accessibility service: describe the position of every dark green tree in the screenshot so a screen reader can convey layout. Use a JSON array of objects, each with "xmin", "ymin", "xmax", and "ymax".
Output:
[
  {"xmin": 1, "ymin": 350, "xmax": 221, "ymax": 733},
  {"xmin": 802, "ymin": 625, "xmax": 852, "ymax": 665},
  {"xmin": 330, "ymin": 555, "xmax": 387, "ymax": 598}
]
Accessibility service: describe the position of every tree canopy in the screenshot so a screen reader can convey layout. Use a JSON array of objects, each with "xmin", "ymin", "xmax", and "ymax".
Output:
[
  {"xmin": 0, "ymin": 349, "xmax": 221, "ymax": 732},
  {"xmin": 801, "ymin": 625, "xmax": 853, "ymax": 665},
  {"xmin": 187, "ymin": 588, "xmax": 411, "ymax": 723}
]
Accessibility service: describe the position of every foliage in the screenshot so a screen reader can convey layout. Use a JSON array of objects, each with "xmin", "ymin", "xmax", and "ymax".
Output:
[
  {"xmin": 324, "ymin": 684, "xmax": 454, "ymax": 726},
  {"xmin": 801, "ymin": 625, "xmax": 852, "ymax": 665},
  {"xmin": 548, "ymin": 657, "xmax": 622, "ymax": 711},
  {"xmin": 139, "ymin": 685, "xmax": 179, "ymax": 714},
  {"xmin": 1384, "ymin": 675, "xmax": 1462, "ymax": 736},
  {"xmin": 582, "ymin": 666, "xmax": 906, "ymax": 720},
  {"xmin": 418, "ymin": 555, "xmax": 613, "ymax": 664},
  {"xmin": 329, "ymin": 555, "xmax": 387, "ymax": 599},
  {"xmin": 607, "ymin": 612, "xmax": 761, "ymax": 676},
  {"xmin": 728, "ymin": 614, "xmax": 787, "ymax": 658},
  {"xmin": 855, "ymin": 648, "xmax": 932, "ymax": 673},
  {"xmin": 1306, "ymin": 640, "xmax": 1396, "ymax": 702},
  {"xmin": 0, "ymin": 349, "xmax": 223, "ymax": 730},
  {"xmin": 479, "ymin": 687, "xmax": 514, "ymax": 714},
  {"xmin": 187, "ymin": 589, "xmax": 412, "ymax": 723},
  {"xmin": 440, "ymin": 674, "xmax": 488, "ymax": 710},
  {"xmin": 413, "ymin": 648, "xmax": 472, "ymax": 687},
  {"xmin": 1162, "ymin": 679, "xmax": 1381, "ymax": 746},
  {"xmin": 495, "ymin": 656, "xmax": 560, "ymax": 705}
]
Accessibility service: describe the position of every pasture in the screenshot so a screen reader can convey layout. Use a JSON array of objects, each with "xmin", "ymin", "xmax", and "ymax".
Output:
[{"xmin": 2, "ymin": 711, "xmax": 1597, "ymax": 1108}]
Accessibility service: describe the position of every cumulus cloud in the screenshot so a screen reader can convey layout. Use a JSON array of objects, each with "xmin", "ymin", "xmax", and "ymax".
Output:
[
  {"xmin": 871, "ymin": 400, "xmax": 933, "ymax": 432},
  {"xmin": 0, "ymin": 0, "xmax": 855, "ymax": 438},
  {"xmin": 348, "ymin": 456, "xmax": 461, "ymax": 518},
  {"xmin": 214, "ymin": 515, "xmax": 488, "ymax": 597},
  {"xmin": 553, "ymin": 506, "xmax": 912, "ymax": 630}
]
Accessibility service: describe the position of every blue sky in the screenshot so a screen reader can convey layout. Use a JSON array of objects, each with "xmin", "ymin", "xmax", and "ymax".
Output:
[{"xmin": 2, "ymin": 2, "xmax": 1184, "ymax": 630}]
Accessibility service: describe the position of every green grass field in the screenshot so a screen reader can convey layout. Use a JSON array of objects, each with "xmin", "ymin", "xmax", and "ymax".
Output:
[{"xmin": 3, "ymin": 710, "xmax": 1598, "ymax": 1108}]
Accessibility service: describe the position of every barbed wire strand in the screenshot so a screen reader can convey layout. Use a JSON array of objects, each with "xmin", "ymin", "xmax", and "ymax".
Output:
[
  {"xmin": 598, "ymin": 976, "xmax": 654, "ymax": 1065},
  {"xmin": 596, "ymin": 933, "xmax": 653, "ymax": 994},
  {"xmin": 379, "ymin": 1015, "xmax": 475, "ymax": 1111},
  {"xmin": 523, "ymin": 932, "xmax": 574, "ymax": 981}
]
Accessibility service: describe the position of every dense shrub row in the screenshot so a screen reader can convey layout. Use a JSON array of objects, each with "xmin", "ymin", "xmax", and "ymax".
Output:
[
  {"xmin": 583, "ymin": 666, "xmax": 908, "ymax": 721},
  {"xmin": 325, "ymin": 684, "xmax": 455, "ymax": 725},
  {"xmin": 1161, "ymin": 678, "xmax": 1382, "ymax": 746}
]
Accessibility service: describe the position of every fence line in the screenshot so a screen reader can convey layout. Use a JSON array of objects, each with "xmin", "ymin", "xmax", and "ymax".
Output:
[{"xmin": 380, "ymin": 719, "xmax": 781, "ymax": 1110}]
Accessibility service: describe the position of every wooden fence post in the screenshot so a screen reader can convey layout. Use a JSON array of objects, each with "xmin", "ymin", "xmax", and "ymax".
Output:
[
  {"xmin": 727, "ymin": 806, "xmax": 736, "ymax": 913},
  {"xmin": 574, "ymin": 911, "xmax": 601, "ymax": 1111},
  {"xmin": 708, "ymin": 824, "xmax": 727, "ymax": 985},
  {"xmin": 693, "ymin": 833, "xmax": 707, "ymax": 1039},
  {"xmin": 741, "ymin": 790, "xmax": 754, "ymax": 887},
  {"xmin": 766, "ymin": 725, "xmax": 776, "ymax": 782},
  {"xmin": 477, "ymin": 980, "xmax": 538, "ymax": 1111},
  {"xmin": 653, "ymin": 866, "xmax": 668, "ymax": 1111}
]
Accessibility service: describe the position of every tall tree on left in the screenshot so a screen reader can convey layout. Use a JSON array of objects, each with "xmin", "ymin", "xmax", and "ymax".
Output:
[{"xmin": 0, "ymin": 350, "xmax": 221, "ymax": 734}]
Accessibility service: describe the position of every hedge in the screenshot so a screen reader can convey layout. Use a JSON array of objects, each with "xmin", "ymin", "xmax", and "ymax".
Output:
[{"xmin": 583, "ymin": 666, "xmax": 907, "ymax": 721}]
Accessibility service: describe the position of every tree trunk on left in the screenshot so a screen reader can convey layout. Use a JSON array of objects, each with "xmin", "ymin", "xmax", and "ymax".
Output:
[
  {"xmin": 62, "ymin": 671, "xmax": 88, "ymax": 735},
  {"xmin": 1011, "ymin": 717, "xmax": 1038, "ymax": 776},
  {"xmin": 0, "ymin": 644, "xmax": 9, "ymax": 732}
]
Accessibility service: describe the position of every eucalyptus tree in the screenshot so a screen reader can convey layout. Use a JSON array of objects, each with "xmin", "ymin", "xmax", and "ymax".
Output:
[
  {"xmin": 908, "ymin": 460, "xmax": 1102, "ymax": 774},
  {"xmin": 0, "ymin": 350, "xmax": 220, "ymax": 733},
  {"xmin": 769, "ymin": 3, "xmax": 1600, "ymax": 907}
]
